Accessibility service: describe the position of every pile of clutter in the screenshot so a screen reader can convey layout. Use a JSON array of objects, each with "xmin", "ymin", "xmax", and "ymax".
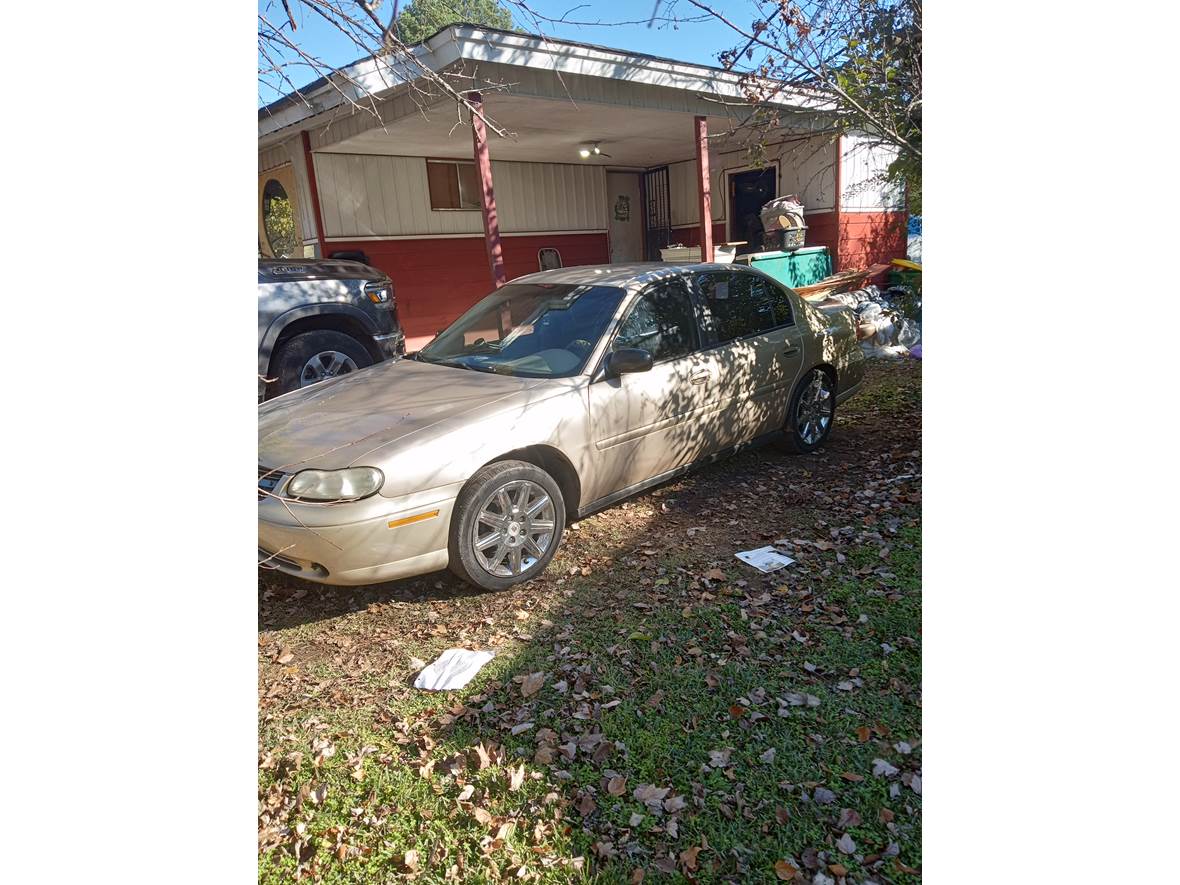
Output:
[{"xmin": 824, "ymin": 284, "xmax": 922, "ymax": 359}]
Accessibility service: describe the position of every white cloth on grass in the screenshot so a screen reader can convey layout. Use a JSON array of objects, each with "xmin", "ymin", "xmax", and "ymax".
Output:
[{"xmin": 413, "ymin": 648, "xmax": 495, "ymax": 691}]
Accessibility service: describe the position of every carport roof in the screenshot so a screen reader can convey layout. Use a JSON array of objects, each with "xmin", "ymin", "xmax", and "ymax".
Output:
[{"xmin": 258, "ymin": 23, "xmax": 819, "ymax": 146}]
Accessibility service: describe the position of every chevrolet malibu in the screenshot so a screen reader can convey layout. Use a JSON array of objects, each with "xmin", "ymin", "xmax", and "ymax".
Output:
[{"xmin": 258, "ymin": 263, "xmax": 864, "ymax": 590}]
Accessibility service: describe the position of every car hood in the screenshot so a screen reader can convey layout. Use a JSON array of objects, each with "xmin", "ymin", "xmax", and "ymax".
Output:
[{"xmin": 258, "ymin": 358, "xmax": 556, "ymax": 470}]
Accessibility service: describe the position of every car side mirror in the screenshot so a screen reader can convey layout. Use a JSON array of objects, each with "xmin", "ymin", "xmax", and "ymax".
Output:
[{"xmin": 605, "ymin": 348, "xmax": 653, "ymax": 377}]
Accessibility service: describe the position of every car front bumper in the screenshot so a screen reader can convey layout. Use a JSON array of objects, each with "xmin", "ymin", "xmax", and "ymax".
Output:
[{"xmin": 258, "ymin": 484, "xmax": 459, "ymax": 586}]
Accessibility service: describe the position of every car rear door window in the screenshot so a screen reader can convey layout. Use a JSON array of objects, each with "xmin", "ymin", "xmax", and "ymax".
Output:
[
  {"xmin": 613, "ymin": 280, "xmax": 700, "ymax": 363},
  {"xmin": 696, "ymin": 271, "xmax": 794, "ymax": 344}
]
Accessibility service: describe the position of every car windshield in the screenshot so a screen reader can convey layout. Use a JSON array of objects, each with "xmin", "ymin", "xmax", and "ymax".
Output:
[{"xmin": 416, "ymin": 283, "xmax": 626, "ymax": 377}]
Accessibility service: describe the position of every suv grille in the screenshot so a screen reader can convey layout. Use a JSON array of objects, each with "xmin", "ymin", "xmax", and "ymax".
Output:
[{"xmin": 258, "ymin": 466, "xmax": 285, "ymax": 500}]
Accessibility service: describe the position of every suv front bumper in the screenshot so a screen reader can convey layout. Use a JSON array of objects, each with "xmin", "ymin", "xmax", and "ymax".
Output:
[{"xmin": 372, "ymin": 330, "xmax": 406, "ymax": 359}]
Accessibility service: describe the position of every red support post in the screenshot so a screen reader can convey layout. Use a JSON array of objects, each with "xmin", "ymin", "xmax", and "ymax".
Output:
[
  {"xmin": 469, "ymin": 92, "xmax": 506, "ymax": 288},
  {"xmin": 300, "ymin": 130, "xmax": 328, "ymax": 259},
  {"xmin": 694, "ymin": 115, "xmax": 713, "ymax": 262},
  {"xmin": 833, "ymin": 133, "xmax": 843, "ymax": 272}
]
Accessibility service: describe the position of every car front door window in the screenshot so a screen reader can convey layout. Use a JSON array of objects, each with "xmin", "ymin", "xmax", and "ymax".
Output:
[{"xmin": 613, "ymin": 280, "xmax": 699, "ymax": 363}]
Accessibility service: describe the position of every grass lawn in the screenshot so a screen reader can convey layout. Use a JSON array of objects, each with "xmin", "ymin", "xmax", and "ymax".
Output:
[{"xmin": 259, "ymin": 358, "xmax": 922, "ymax": 883}]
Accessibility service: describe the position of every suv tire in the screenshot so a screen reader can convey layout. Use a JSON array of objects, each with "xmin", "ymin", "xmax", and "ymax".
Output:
[{"xmin": 269, "ymin": 330, "xmax": 373, "ymax": 397}]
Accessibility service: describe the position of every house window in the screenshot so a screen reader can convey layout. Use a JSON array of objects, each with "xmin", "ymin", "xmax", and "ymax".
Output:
[
  {"xmin": 262, "ymin": 178, "xmax": 297, "ymax": 258},
  {"xmin": 427, "ymin": 160, "xmax": 481, "ymax": 210}
]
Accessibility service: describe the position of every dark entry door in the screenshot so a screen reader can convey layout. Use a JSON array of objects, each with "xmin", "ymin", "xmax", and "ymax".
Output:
[
  {"xmin": 729, "ymin": 167, "xmax": 777, "ymax": 255},
  {"xmin": 643, "ymin": 166, "xmax": 672, "ymax": 260}
]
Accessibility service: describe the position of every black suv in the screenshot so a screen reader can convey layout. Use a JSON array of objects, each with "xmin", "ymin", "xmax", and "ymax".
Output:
[{"xmin": 257, "ymin": 259, "xmax": 404, "ymax": 399}]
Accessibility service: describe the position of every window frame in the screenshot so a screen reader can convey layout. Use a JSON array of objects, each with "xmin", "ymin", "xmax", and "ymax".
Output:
[
  {"xmin": 426, "ymin": 159, "xmax": 482, "ymax": 211},
  {"xmin": 692, "ymin": 268, "xmax": 797, "ymax": 350},
  {"xmin": 592, "ymin": 276, "xmax": 704, "ymax": 379}
]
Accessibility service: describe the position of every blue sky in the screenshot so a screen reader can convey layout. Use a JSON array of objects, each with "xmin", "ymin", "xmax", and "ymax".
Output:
[{"xmin": 259, "ymin": 0, "xmax": 757, "ymax": 105}]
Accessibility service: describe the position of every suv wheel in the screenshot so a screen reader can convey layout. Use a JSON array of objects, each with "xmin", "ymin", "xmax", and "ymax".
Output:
[
  {"xmin": 269, "ymin": 330, "xmax": 373, "ymax": 397},
  {"xmin": 449, "ymin": 460, "xmax": 566, "ymax": 591}
]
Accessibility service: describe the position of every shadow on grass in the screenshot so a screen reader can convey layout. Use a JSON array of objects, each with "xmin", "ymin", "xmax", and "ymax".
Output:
[{"xmin": 258, "ymin": 362, "xmax": 923, "ymax": 884}]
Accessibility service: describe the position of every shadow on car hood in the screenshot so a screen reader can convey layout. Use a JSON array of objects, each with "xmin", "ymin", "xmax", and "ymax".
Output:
[{"xmin": 258, "ymin": 358, "xmax": 550, "ymax": 470}]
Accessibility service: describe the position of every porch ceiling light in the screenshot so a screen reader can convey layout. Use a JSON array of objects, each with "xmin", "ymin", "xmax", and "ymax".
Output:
[{"xmin": 578, "ymin": 142, "xmax": 611, "ymax": 160}]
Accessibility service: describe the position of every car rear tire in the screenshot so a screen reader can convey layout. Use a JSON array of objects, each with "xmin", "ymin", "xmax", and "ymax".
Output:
[
  {"xmin": 269, "ymin": 330, "xmax": 373, "ymax": 398},
  {"xmin": 449, "ymin": 460, "xmax": 566, "ymax": 591},
  {"xmin": 780, "ymin": 366, "xmax": 837, "ymax": 454}
]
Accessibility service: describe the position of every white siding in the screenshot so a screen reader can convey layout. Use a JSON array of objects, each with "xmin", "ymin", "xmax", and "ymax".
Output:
[
  {"xmin": 313, "ymin": 153, "xmax": 606, "ymax": 238},
  {"xmin": 259, "ymin": 138, "xmax": 318, "ymax": 250},
  {"xmin": 841, "ymin": 133, "xmax": 904, "ymax": 211},
  {"xmin": 666, "ymin": 135, "xmax": 837, "ymax": 232}
]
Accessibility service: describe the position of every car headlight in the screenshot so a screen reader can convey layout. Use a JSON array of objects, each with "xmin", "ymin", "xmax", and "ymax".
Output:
[{"xmin": 286, "ymin": 467, "xmax": 383, "ymax": 502}]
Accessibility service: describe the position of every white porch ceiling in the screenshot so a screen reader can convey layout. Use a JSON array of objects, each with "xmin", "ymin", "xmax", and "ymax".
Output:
[{"xmin": 316, "ymin": 93, "xmax": 749, "ymax": 168}]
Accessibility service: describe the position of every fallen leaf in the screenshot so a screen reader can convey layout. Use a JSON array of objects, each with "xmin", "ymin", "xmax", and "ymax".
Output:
[
  {"xmin": 520, "ymin": 672, "xmax": 545, "ymax": 697},
  {"xmin": 835, "ymin": 833, "xmax": 856, "ymax": 854},
  {"xmin": 663, "ymin": 794, "xmax": 686, "ymax": 813},
  {"xmin": 774, "ymin": 859, "xmax": 798, "ymax": 880},
  {"xmin": 708, "ymin": 748, "xmax": 732, "ymax": 768},
  {"xmin": 837, "ymin": 808, "xmax": 862, "ymax": 829},
  {"xmin": 872, "ymin": 758, "xmax": 899, "ymax": 778},
  {"xmin": 760, "ymin": 747, "xmax": 777, "ymax": 764},
  {"xmin": 840, "ymin": 771, "xmax": 865, "ymax": 782},
  {"xmin": 275, "ymin": 647, "xmax": 294, "ymax": 665},
  {"xmin": 403, "ymin": 849, "xmax": 420, "ymax": 872},
  {"xmin": 577, "ymin": 794, "xmax": 596, "ymax": 816},
  {"xmin": 471, "ymin": 806, "xmax": 493, "ymax": 825},
  {"xmin": 704, "ymin": 568, "xmax": 726, "ymax": 581},
  {"xmin": 507, "ymin": 763, "xmax": 526, "ymax": 791},
  {"xmin": 775, "ymin": 806, "xmax": 790, "ymax": 825},
  {"xmin": 607, "ymin": 775, "xmax": 627, "ymax": 796},
  {"xmin": 633, "ymin": 784, "xmax": 670, "ymax": 805},
  {"xmin": 629, "ymin": 869, "xmax": 646, "ymax": 884},
  {"xmin": 679, "ymin": 845, "xmax": 701, "ymax": 872},
  {"xmin": 456, "ymin": 784, "xmax": 474, "ymax": 802},
  {"xmin": 828, "ymin": 862, "xmax": 847, "ymax": 876}
]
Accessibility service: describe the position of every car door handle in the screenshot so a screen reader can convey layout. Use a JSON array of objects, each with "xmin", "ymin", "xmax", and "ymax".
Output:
[
  {"xmin": 782, "ymin": 347, "xmax": 800, "ymax": 356},
  {"xmin": 690, "ymin": 371, "xmax": 710, "ymax": 384}
]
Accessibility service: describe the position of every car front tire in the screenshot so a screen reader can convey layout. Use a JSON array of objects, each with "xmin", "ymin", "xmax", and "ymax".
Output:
[
  {"xmin": 780, "ymin": 366, "xmax": 837, "ymax": 454},
  {"xmin": 449, "ymin": 460, "xmax": 566, "ymax": 591}
]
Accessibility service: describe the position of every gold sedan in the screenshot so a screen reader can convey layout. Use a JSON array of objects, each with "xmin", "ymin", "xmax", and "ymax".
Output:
[{"xmin": 258, "ymin": 263, "xmax": 864, "ymax": 590}]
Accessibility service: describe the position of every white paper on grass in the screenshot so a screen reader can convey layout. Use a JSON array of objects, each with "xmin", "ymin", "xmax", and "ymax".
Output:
[
  {"xmin": 413, "ymin": 648, "xmax": 495, "ymax": 691},
  {"xmin": 735, "ymin": 545, "xmax": 796, "ymax": 573}
]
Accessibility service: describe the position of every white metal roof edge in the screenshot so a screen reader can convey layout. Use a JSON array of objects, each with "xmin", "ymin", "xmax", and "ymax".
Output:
[{"xmin": 258, "ymin": 24, "xmax": 815, "ymax": 143}]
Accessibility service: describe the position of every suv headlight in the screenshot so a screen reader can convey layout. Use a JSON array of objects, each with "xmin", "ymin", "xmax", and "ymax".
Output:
[{"xmin": 286, "ymin": 467, "xmax": 383, "ymax": 502}]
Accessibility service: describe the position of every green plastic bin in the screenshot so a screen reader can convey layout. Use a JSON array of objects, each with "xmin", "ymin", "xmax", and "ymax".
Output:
[{"xmin": 734, "ymin": 246, "xmax": 832, "ymax": 289}]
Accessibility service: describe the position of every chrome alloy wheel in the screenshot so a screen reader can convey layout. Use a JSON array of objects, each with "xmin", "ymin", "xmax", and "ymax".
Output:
[
  {"xmin": 471, "ymin": 479, "xmax": 557, "ymax": 578},
  {"xmin": 796, "ymin": 369, "xmax": 834, "ymax": 446},
  {"xmin": 300, "ymin": 351, "xmax": 359, "ymax": 387}
]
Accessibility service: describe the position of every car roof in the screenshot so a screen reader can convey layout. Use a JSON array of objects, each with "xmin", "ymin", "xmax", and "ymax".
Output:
[{"xmin": 511, "ymin": 262, "xmax": 756, "ymax": 289}]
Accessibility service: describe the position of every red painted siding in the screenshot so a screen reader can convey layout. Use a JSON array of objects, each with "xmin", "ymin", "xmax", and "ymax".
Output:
[
  {"xmin": 836, "ymin": 211, "xmax": 907, "ymax": 272},
  {"xmin": 327, "ymin": 233, "xmax": 609, "ymax": 349},
  {"xmin": 802, "ymin": 211, "xmax": 839, "ymax": 266}
]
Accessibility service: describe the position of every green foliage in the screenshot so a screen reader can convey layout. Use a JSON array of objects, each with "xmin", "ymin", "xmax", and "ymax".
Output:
[
  {"xmin": 836, "ymin": 1, "xmax": 922, "ymax": 211},
  {"xmin": 263, "ymin": 195, "xmax": 297, "ymax": 258},
  {"xmin": 718, "ymin": 1, "xmax": 921, "ymax": 215},
  {"xmin": 395, "ymin": 0, "xmax": 515, "ymax": 45}
]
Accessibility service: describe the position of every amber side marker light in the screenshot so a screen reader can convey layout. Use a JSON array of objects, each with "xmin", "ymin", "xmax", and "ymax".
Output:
[{"xmin": 387, "ymin": 509, "xmax": 440, "ymax": 529}]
